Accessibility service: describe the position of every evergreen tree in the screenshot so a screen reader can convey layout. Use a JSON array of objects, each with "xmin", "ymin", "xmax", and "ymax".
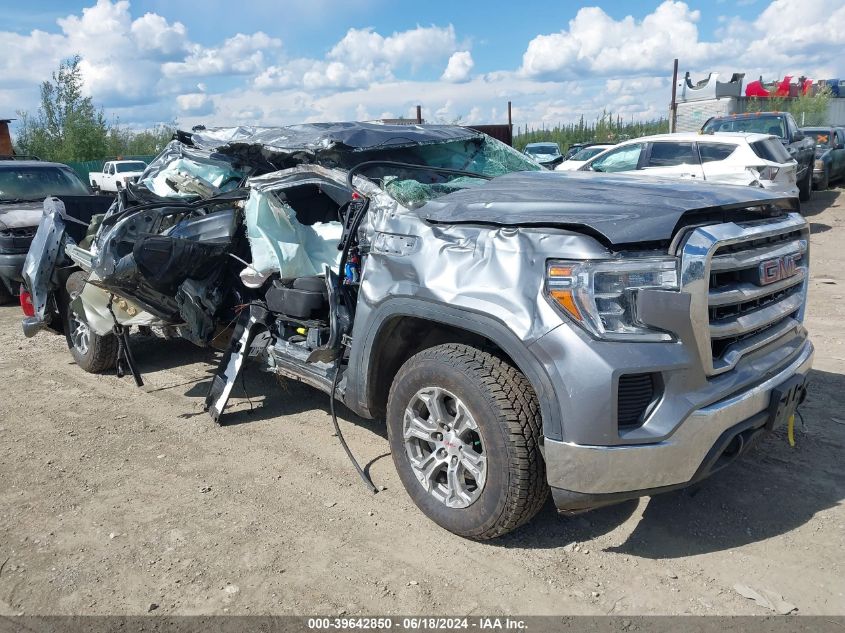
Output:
[{"xmin": 15, "ymin": 55, "xmax": 174, "ymax": 162}]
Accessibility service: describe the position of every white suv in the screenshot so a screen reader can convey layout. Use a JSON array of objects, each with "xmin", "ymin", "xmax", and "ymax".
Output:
[{"xmin": 577, "ymin": 132, "xmax": 799, "ymax": 197}]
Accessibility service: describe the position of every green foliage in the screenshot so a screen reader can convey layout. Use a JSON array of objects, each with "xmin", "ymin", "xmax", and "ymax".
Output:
[
  {"xmin": 14, "ymin": 55, "xmax": 174, "ymax": 162},
  {"xmin": 743, "ymin": 87, "xmax": 832, "ymax": 127},
  {"xmin": 514, "ymin": 111, "xmax": 670, "ymax": 153},
  {"xmin": 105, "ymin": 122, "xmax": 176, "ymax": 157}
]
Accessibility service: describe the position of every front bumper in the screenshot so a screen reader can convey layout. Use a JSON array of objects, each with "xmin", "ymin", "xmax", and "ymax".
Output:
[{"xmin": 541, "ymin": 337, "xmax": 813, "ymax": 509}]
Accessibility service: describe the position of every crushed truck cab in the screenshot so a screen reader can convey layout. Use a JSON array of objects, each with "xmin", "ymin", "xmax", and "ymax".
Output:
[{"xmin": 22, "ymin": 123, "xmax": 813, "ymax": 540}]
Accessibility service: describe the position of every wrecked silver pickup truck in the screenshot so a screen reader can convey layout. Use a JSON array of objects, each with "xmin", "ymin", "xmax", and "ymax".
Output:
[{"xmin": 21, "ymin": 123, "xmax": 813, "ymax": 539}]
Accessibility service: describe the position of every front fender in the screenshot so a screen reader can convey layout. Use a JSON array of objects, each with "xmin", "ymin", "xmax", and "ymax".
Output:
[{"xmin": 346, "ymin": 297, "xmax": 566, "ymax": 441}]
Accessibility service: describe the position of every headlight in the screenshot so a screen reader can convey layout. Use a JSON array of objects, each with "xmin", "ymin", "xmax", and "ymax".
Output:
[{"xmin": 545, "ymin": 258, "xmax": 679, "ymax": 341}]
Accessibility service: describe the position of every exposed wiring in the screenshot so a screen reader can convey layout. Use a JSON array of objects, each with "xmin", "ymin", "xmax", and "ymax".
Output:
[
  {"xmin": 326, "ymin": 194, "xmax": 377, "ymax": 493},
  {"xmin": 208, "ymin": 301, "xmax": 264, "ymax": 345},
  {"xmin": 330, "ymin": 354, "xmax": 377, "ymax": 494},
  {"xmin": 239, "ymin": 364, "xmax": 255, "ymax": 415}
]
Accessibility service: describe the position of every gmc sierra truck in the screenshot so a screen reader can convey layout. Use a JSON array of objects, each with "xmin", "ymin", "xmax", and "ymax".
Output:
[{"xmin": 21, "ymin": 124, "xmax": 813, "ymax": 539}]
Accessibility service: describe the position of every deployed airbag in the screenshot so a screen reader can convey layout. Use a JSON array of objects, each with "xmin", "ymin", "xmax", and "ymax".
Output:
[{"xmin": 244, "ymin": 190, "xmax": 342, "ymax": 278}]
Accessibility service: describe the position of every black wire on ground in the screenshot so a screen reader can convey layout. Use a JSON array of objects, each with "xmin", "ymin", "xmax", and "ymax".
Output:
[
  {"xmin": 239, "ymin": 365, "xmax": 255, "ymax": 415},
  {"xmin": 330, "ymin": 356, "xmax": 378, "ymax": 494}
]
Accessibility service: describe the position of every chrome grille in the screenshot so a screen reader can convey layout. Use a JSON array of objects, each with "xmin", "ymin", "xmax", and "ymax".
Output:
[
  {"xmin": 679, "ymin": 213, "xmax": 809, "ymax": 376},
  {"xmin": 0, "ymin": 226, "xmax": 37, "ymax": 239}
]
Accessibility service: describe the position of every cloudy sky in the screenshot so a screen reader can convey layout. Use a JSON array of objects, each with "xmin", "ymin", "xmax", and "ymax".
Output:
[{"xmin": 2, "ymin": 0, "xmax": 843, "ymax": 132}]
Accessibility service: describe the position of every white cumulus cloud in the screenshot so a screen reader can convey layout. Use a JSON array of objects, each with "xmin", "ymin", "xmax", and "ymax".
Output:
[
  {"xmin": 176, "ymin": 92, "xmax": 213, "ymax": 115},
  {"xmin": 162, "ymin": 32, "xmax": 281, "ymax": 78},
  {"xmin": 442, "ymin": 51, "xmax": 474, "ymax": 83},
  {"xmin": 521, "ymin": 1, "xmax": 720, "ymax": 78},
  {"xmin": 3, "ymin": 0, "xmax": 843, "ymax": 134},
  {"xmin": 328, "ymin": 25, "xmax": 458, "ymax": 69}
]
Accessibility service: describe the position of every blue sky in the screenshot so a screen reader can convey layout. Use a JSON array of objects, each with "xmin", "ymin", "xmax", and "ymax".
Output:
[
  {"xmin": 2, "ymin": 1, "xmax": 756, "ymax": 74},
  {"xmin": 2, "ymin": 0, "xmax": 843, "ymax": 131}
]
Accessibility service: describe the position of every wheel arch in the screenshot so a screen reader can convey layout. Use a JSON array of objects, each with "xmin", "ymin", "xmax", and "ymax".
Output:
[{"xmin": 347, "ymin": 298, "xmax": 563, "ymax": 440}]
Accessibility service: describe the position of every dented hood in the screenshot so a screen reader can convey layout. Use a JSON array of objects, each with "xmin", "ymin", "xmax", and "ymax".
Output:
[
  {"xmin": 420, "ymin": 171, "xmax": 797, "ymax": 246},
  {"xmin": 0, "ymin": 201, "xmax": 43, "ymax": 230}
]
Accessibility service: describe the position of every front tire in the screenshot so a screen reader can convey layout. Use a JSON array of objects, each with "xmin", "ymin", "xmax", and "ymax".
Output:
[
  {"xmin": 63, "ymin": 272, "xmax": 118, "ymax": 373},
  {"xmin": 798, "ymin": 165, "xmax": 813, "ymax": 201},
  {"xmin": 386, "ymin": 344, "xmax": 548, "ymax": 540}
]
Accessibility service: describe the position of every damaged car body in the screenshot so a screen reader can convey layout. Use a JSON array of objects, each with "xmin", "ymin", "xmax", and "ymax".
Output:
[{"xmin": 22, "ymin": 123, "xmax": 813, "ymax": 540}]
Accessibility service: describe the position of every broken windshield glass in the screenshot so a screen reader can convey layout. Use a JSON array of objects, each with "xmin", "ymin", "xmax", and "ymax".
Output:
[
  {"xmin": 138, "ymin": 140, "xmax": 249, "ymax": 198},
  {"xmin": 341, "ymin": 136, "xmax": 541, "ymax": 208}
]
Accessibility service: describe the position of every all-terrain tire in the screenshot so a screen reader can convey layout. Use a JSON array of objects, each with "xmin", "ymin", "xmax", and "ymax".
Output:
[
  {"xmin": 799, "ymin": 165, "xmax": 813, "ymax": 202},
  {"xmin": 63, "ymin": 272, "xmax": 118, "ymax": 373},
  {"xmin": 386, "ymin": 343, "xmax": 548, "ymax": 540}
]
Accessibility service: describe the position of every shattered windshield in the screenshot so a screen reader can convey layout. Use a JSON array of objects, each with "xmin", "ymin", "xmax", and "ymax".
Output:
[
  {"xmin": 347, "ymin": 136, "xmax": 542, "ymax": 209},
  {"xmin": 0, "ymin": 166, "xmax": 89, "ymax": 201},
  {"xmin": 138, "ymin": 141, "xmax": 249, "ymax": 198}
]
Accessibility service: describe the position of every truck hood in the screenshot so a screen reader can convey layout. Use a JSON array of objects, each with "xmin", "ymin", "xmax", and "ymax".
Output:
[
  {"xmin": 420, "ymin": 171, "xmax": 797, "ymax": 246},
  {"xmin": 0, "ymin": 201, "xmax": 43, "ymax": 230}
]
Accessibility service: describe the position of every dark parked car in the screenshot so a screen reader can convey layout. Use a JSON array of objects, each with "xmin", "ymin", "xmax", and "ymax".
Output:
[
  {"xmin": 562, "ymin": 142, "xmax": 590, "ymax": 160},
  {"xmin": 702, "ymin": 112, "xmax": 815, "ymax": 202},
  {"xmin": 0, "ymin": 160, "xmax": 90, "ymax": 303},
  {"xmin": 801, "ymin": 126, "xmax": 845, "ymax": 189}
]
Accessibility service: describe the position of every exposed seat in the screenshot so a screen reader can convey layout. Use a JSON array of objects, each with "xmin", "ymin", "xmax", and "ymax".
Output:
[{"xmin": 265, "ymin": 275, "xmax": 328, "ymax": 319}]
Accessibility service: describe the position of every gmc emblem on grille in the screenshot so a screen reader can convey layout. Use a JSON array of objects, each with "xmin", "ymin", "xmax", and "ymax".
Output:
[{"xmin": 758, "ymin": 254, "xmax": 799, "ymax": 286}]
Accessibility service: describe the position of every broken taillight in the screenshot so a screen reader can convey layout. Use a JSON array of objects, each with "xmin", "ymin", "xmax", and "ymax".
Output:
[
  {"xmin": 19, "ymin": 287, "xmax": 35, "ymax": 317},
  {"xmin": 751, "ymin": 166, "xmax": 780, "ymax": 181}
]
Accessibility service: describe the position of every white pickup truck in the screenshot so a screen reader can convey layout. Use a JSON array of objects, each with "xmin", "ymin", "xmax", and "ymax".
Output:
[{"xmin": 89, "ymin": 160, "xmax": 147, "ymax": 194}]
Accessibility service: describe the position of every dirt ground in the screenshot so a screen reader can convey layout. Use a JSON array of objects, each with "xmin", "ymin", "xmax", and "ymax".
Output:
[{"xmin": 0, "ymin": 189, "xmax": 843, "ymax": 617}]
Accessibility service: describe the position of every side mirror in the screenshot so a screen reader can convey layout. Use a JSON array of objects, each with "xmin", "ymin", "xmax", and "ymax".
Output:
[{"xmin": 792, "ymin": 132, "xmax": 805, "ymax": 142}]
